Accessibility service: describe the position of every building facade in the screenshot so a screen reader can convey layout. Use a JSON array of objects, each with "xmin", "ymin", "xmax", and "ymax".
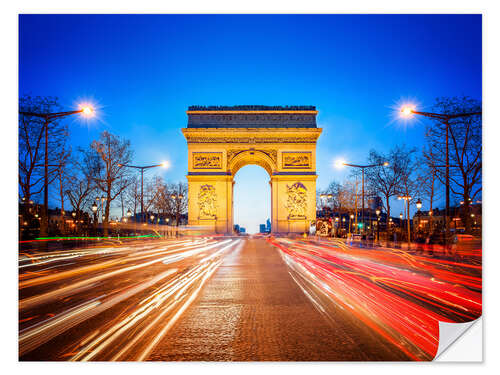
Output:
[{"xmin": 183, "ymin": 105, "xmax": 322, "ymax": 234}]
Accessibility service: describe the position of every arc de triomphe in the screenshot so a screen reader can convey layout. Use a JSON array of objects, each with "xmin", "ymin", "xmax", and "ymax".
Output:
[{"xmin": 182, "ymin": 105, "xmax": 322, "ymax": 234}]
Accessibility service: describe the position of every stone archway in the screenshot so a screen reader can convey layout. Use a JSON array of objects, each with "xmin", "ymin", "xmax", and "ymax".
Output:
[{"xmin": 182, "ymin": 106, "xmax": 322, "ymax": 234}]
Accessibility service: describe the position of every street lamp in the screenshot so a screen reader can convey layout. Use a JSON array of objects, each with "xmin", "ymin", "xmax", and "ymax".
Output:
[
  {"xmin": 127, "ymin": 209, "xmax": 132, "ymax": 217},
  {"xmin": 119, "ymin": 161, "xmax": 169, "ymax": 223},
  {"xmin": 375, "ymin": 208, "xmax": 381, "ymax": 242},
  {"xmin": 400, "ymin": 105, "xmax": 481, "ymax": 242},
  {"xmin": 19, "ymin": 104, "xmax": 95, "ymax": 236},
  {"xmin": 415, "ymin": 198, "xmax": 422, "ymax": 210},
  {"xmin": 398, "ymin": 195, "xmax": 412, "ymax": 245},
  {"xmin": 349, "ymin": 214, "xmax": 354, "ymax": 236},
  {"xmin": 170, "ymin": 193, "xmax": 184, "ymax": 236},
  {"xmin": 336, "ymin": 160, "xmax": 388, "ymax": 235},
  {"xmin": 92, "ymin": 196, "xmax": 107, "ymax": 232}
]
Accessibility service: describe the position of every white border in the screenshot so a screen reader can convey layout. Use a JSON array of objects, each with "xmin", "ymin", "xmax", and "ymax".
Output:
[{"xmin": 3, "ymin": 1, "xmax": 499, "ymax": 373}]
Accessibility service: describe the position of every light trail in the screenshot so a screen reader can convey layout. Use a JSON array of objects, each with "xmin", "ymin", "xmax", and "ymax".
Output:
[
  {"xmin": 268, "ymin": 237, "xmax": 482, "ymax": 361},
  {"xmin": 19, "ymin": 237, "xmax": 241, "ymax": 360}
]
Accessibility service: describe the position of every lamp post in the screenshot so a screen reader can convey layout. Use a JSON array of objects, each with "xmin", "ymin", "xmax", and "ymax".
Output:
[
  {"xmin": 91, "ymin": 202, "xmax": 98, "ymax": 234},
  {"xmin": 119, "ymin": 161, "xmax": 169, "ymax": 223},
  {"xmin": 398, "ymin": 195, "xmax": 412, "ymax": 247},
  {"xmin": 92, "ymin": 196, "xmax": 107, "ymax": 235},
  {"xmin": 336, "ymin": 160, "xmax": 388, "ymax": 236},
  {"xmin": 400, "ymin": 106, "xmax": 481, "ymax": 244},
  {"xmin": 414, "ymin": 198, "xmax": 423, "ymax": 237},
  {"xmin": 349, "ymin": 214, "xmax": 354, "ymax": 236},
  {"xmin": 375, "ymin": 208, "xmax": 381, "ymax": 242},
  {"xmin": 170, "ymin": 193, "xmax": 184, "ymax": 237},
  {"xmin": 19, "ymin": 105, "xmax": 94, "ymax": 236},
  {"xmin": 125, "ymin": 208, "xmax": 131, "ymax": 235}
]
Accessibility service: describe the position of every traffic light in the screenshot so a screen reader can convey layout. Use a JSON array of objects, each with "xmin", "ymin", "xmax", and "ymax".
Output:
[{"xmin": 357, "ymin": 223, "xmax": 364, "ymax": 228}]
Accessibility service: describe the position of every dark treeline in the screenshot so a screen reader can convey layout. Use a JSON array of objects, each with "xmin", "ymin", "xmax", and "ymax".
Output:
[
  {"xmin": 318, "ymin": 96, "xmax": 482, "ymax": 239},
  {"xmin": 19, "ymin": 95, "xmax": 187, "ymax": 238}
]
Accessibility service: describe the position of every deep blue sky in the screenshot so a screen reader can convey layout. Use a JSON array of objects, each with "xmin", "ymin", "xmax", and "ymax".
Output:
[{"xmin": 19, "ymin": 14, "xmax": 482, "ymax": 232}]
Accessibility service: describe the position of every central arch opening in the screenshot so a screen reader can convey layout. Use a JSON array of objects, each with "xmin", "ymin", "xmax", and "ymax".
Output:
[{"xmin": 233, "ymin": 165, "xmax": 271, "ymax": 234}]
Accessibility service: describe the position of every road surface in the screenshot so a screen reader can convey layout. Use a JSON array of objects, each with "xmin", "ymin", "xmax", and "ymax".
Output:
[{"xmin": 19, "ymin": 236, "xmax": 481, "ymax": 361}]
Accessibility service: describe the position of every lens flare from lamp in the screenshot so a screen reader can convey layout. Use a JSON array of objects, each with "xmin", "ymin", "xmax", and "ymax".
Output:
[
  {"xmin": 80, "ymin": 105, "xmax": 94, "ymax": 117},
  {"xmin": 334, "ymin": 159, "xmax": 346, "ymax": 169},
  {"xmin": 400, "ymin": 105, "xmax": 416, "ymax": 118}
]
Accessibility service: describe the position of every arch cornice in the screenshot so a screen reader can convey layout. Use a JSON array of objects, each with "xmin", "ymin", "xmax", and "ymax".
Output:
[{"xmin": 228, "ymin": 149, "xmax": 277, "ymax": 177}]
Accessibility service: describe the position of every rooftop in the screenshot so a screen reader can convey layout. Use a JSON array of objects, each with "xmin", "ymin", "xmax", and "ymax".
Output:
[
  {"xmin": 186, "ymin": 105, "xmax": 318, "ymax": 128},
  {"xmin": 187, "ymin": 105, "xmax": 316, "ymax": 111}
]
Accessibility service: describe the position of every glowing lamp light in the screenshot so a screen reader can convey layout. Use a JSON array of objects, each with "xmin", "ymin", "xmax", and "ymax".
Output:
[
  {"xmin": 400, "ymin": 106, "xmax": 415, "ymax": 118},
  {"xmin": 334, "ymin": 159, "xmax": 346, "ymax": 169},
  {"xmin": 415, "ymin": 198, "xmax": 422, "ymax": 210},
  {"xmin": 383, "ymin": 161, "xmax": 389, "ymax": 167},
  {"xmin": 161, "ymin": 161, "xmax": 170, "ymax": 168},
  {"xmin": 80, "ymin": 105, "xmax": 94, "ymax": 117}
]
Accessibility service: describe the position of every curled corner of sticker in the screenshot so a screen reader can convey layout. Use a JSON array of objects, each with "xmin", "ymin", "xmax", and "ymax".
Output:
[{"xmin": 434, "ymin": 316, "xmax": 482, "ymax": 361}]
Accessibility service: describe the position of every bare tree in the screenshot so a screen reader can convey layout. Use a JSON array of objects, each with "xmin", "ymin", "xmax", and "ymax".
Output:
[
  {"xmin": 124, "ymin": 176, "xmax": 141, "ymax": 217},
  {"xmin": 82, "ymin": 131, "xmax": 133, "ymax": 235},
  {"xmin": 155, "ymin": 181, "xmax": 188, "ymax": 226},
  {"xmin": 320, "ymin": 180, "xmax": 357, "ymax": 214},
  {"xmin": 170, "ymin": 182, "xmax": 188, "ymax": 226},
  {"xmin": 417, "ymin": 146, "xmax": 443, "ymax": 232},
  {"xmin": 425, "ymin": 96, "xmax": 481, "ymax": 233},
  {"xmin": 19, "ymin": 95, "xmax": 68, "ymax": 203},
  {"xmin": 65, "ymin": 154, "xmax": 96, "ymax": 220},
  {"xmin": 365, "ymin": 147, "xmax": 404, "ymax": 230},
  {"xmin": 395, "ymin": 146, "xmax": 419, "ymax": 242},
  {"xmin": 142, "ymin": 176, "xmax": 164, "ymax": 216}
]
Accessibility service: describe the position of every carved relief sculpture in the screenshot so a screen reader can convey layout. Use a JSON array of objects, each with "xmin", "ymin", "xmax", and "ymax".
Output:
[
  {"xmin": 193, "ymin": 152, "xmax": 222, "ymax": 169},
  {"xmin": 286, "ymin": 182, "xmax": 308, "ymax": 218},
  {"xmin": 282, "ymin": 152, "xmax": 312, "ymax": 169},
  {"xmin": 185, "ymin": 137, "xmax": 319, "ymax": 144},
  {"xmin": 226, "ymin": 149, "xmax": 278, "ymax": 164},
  {"xmin": 198, "ymin": 184, "xmax": 217, "ymax": 218}
]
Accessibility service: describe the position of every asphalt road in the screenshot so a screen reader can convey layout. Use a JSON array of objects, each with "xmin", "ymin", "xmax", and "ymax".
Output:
[{"xmin": 19, "ymin": 236, "xmax": 481, "ymax": 361}]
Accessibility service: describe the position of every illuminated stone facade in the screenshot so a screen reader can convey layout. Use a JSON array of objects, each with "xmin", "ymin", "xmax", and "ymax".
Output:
[{"xmin": 183, "ymin": 106, "xmax": 322, "ymax": 234}]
